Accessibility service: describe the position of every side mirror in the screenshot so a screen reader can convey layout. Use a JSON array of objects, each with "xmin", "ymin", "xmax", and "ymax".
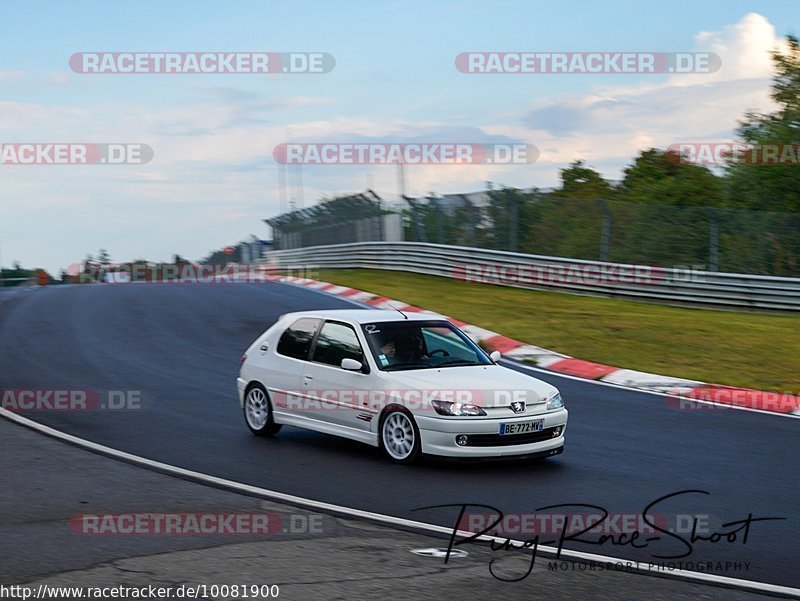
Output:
[
  {"xmin": 341, "ymin": 358, "xmax": 363, "ymax": 371},
  {"xmin": 489, "ymin": 350, "xmax": 502, "ymax": 362}
]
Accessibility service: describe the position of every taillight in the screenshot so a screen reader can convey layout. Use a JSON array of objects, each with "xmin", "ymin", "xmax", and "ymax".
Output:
[{"xmin": 240, "ymin": 353, "xmax": 248, "ymax": 366}]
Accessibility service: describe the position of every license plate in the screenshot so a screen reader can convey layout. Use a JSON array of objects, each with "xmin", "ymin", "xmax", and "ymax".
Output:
[{"xmin": 499, "ymin": 419, "xmax": 544, "ymax": 435}]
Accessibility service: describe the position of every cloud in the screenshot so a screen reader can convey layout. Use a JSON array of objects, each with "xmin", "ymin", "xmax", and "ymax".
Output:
[
  {"xmin": 1, "ymin": 12, "xmax": 791, "ymax": 272},
  {"xmin": 522, "ymin": 100, "xmax": 609, "ymax": 136},
  {"xmin": 518, "ymin": 12, "xmax": 784, "ymax": 175},
  {"xmin": 691, "ymin": 12, "xmax": 786, "ymax": 83},
  {"xmin": 0, "ymin": 70, "xmax": 27, "ymax": 82}
]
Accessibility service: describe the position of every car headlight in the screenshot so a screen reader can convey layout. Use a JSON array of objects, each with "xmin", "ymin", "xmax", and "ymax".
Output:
[
  {"xmin": 431, "ymin": 400, "xmax": 487, "ymax": 416},
  {"xmin": 546, "ymin": 392, "xmax": 564, "ymax": 410}
]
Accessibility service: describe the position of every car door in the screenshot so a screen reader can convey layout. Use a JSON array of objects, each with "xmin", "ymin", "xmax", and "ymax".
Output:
[
  {"xmin": 267, "ymin": 316, "xmax": 321, "ymax": 420},
  {"xmin": 302, "ymin": 320, "xmax": 374, "ymax": 434}
]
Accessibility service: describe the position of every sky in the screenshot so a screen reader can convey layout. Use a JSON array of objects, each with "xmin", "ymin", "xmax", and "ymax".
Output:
[{"xmin": 0, "ymin": 0, "xmax": 798, "ymax": 273}]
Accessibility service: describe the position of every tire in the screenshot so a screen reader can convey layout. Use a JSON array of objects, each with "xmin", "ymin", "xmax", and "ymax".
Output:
[
  {"xmin": 244, "ymin": 383, "xmax": 282, "ymax": 436},
  {"xmin": 379, "ymin": 407, "xmax": 421, "ymax": 464}
]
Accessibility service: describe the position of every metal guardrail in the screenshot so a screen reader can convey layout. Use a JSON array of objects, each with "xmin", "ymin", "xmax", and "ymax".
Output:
[
  {"xmin": 267, "ymin": 241, "xmax": 800, "ymax": 311},
  {"xmin": 0, "ymin": 277, "xmax": 36, "ymax": 286}
]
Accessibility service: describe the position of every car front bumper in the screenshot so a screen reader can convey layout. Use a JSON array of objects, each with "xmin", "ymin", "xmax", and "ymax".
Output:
[{"xmin": 415, "ymin": 408, "xmax": 568, "ymax": 457}]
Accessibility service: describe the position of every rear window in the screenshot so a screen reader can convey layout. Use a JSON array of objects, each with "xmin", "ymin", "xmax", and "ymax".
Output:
[{"xmin": 276, "ymin": 317, "xmax": 320, "ymax": 360}]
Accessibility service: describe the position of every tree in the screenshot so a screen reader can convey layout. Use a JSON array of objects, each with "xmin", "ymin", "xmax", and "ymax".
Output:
[
  {"xmin": 0, "ymin": 262, "xmax": 38, "ymax": 287},
  {"xmin": 203, "ymin": 247, "xmax": 241, "ymax": 265},
  {"xmin": 617, "ymin": 149, "xmax": 724, "ymax": 207},
  {"xmin": 518, "ymin": 164, "xmax": 615, "ymax": 259},
  {"xmin": 97, "ymin": 249, "xmax": 112, "ymax": 265},
  {"xmin": 599, "ymin": 149, "xmax": 723, "ymax": 267},
  {"xmin": 552, "ymin": 160, "xmax": 615, "ymax": 201},
  {"xmin": 486, "ymin": 187, "xmax": 534, "ymax": 251},
  {"xmin": 727, "ymin": 35, "xmax": 800, "ymax": 212}
]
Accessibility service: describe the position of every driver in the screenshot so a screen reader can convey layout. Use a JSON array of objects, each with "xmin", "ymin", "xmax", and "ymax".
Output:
[{"xmin": 379, "ymin": 331, "xmax": 426, "ymax": 365}]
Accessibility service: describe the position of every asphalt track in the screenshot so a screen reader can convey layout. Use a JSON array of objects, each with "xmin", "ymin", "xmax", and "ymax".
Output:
[{"xmin": 1, "ymin": 283, "xmax": 797, "ymax": 590}]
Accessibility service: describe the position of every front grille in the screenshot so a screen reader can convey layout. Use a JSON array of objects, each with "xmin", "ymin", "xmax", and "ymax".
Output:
[{"xmin": 466, "ymin": 427, "xmax": 562, "ymax": 447}]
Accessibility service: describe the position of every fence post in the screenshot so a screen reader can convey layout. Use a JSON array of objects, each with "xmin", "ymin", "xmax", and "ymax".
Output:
[
  {"xmin": 435, "ymin": 201, "xmax": 444, "ymax": 244},
  {"xmin": 598, "ymin": 199, "xmax": 612, "ymax": 262},
  {"xmin": 369, "ymin": 190, "xmax": 384, "ymax": 242},
  {"xmin": 469, "ymin": 203, "xmax": 478, "ymax": 247},
  {"xmin": 509, "ymin": 194, "xmax": 519, "ymax": 252},
  {"xmin": 404, "ymin": 196, "xmax": 424, "ymax": 242},
  {"xmin": 708, "ymin": 208, "xmax": 719, "ymax": 272}
]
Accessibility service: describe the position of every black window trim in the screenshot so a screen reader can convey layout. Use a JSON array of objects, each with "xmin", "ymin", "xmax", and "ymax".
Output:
[
  {"xmin": 308, "ymin": 319, "xmax": 370, "ymax": 374},
  {"xmin": 275, "ymin": 317, "xmax": 323, "ymax": 362}
]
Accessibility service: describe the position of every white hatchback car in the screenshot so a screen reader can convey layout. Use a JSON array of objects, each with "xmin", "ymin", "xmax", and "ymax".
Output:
[{"xmin": 237, "ymin": 309, "xmax": 567, "ymax": 464}]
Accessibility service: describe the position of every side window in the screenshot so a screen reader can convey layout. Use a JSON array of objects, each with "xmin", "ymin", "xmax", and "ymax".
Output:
[
  {"xmin": 276, "ymin": 318, "xmax": 320, "ymax": 360},
  {"xmin": 312, "ymin": 321, "xmax": 364, "ymax": 368}
]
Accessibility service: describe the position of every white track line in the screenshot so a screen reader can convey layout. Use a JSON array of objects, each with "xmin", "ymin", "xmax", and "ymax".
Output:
[{"xmin": 2, "ymin": 407, "xmax": 798, "ymax": 597}]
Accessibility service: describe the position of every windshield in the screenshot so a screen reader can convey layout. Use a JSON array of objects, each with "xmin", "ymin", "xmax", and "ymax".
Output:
[{"xmin": 361, "ymin": 320, "xmax": 493, "ymax": 371}]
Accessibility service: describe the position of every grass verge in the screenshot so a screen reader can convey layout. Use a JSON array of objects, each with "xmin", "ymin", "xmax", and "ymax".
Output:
[{"xmin": 316, "ymin": 269, "xmax": 800, "ymax": 392}]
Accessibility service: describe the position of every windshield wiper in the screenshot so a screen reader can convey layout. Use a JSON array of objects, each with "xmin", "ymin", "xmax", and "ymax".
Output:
[
  {"xmin": 435, "ymin": 359, "xmax": 482, "ymax": 367},
  {"xmin": 383, "ymin": 362, "xmax": 430, "ymax": 372}
]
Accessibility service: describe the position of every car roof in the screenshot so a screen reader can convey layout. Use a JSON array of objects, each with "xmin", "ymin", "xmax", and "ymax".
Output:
[{"xmin": 280, "ymin": 308, "xmax": 448, "ymax": 324}]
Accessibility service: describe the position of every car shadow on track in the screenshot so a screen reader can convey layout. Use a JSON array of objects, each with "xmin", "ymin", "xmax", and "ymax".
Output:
[{"xmin": 244, "ymin": 427, "xmax": 568, "ymax": 474}]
